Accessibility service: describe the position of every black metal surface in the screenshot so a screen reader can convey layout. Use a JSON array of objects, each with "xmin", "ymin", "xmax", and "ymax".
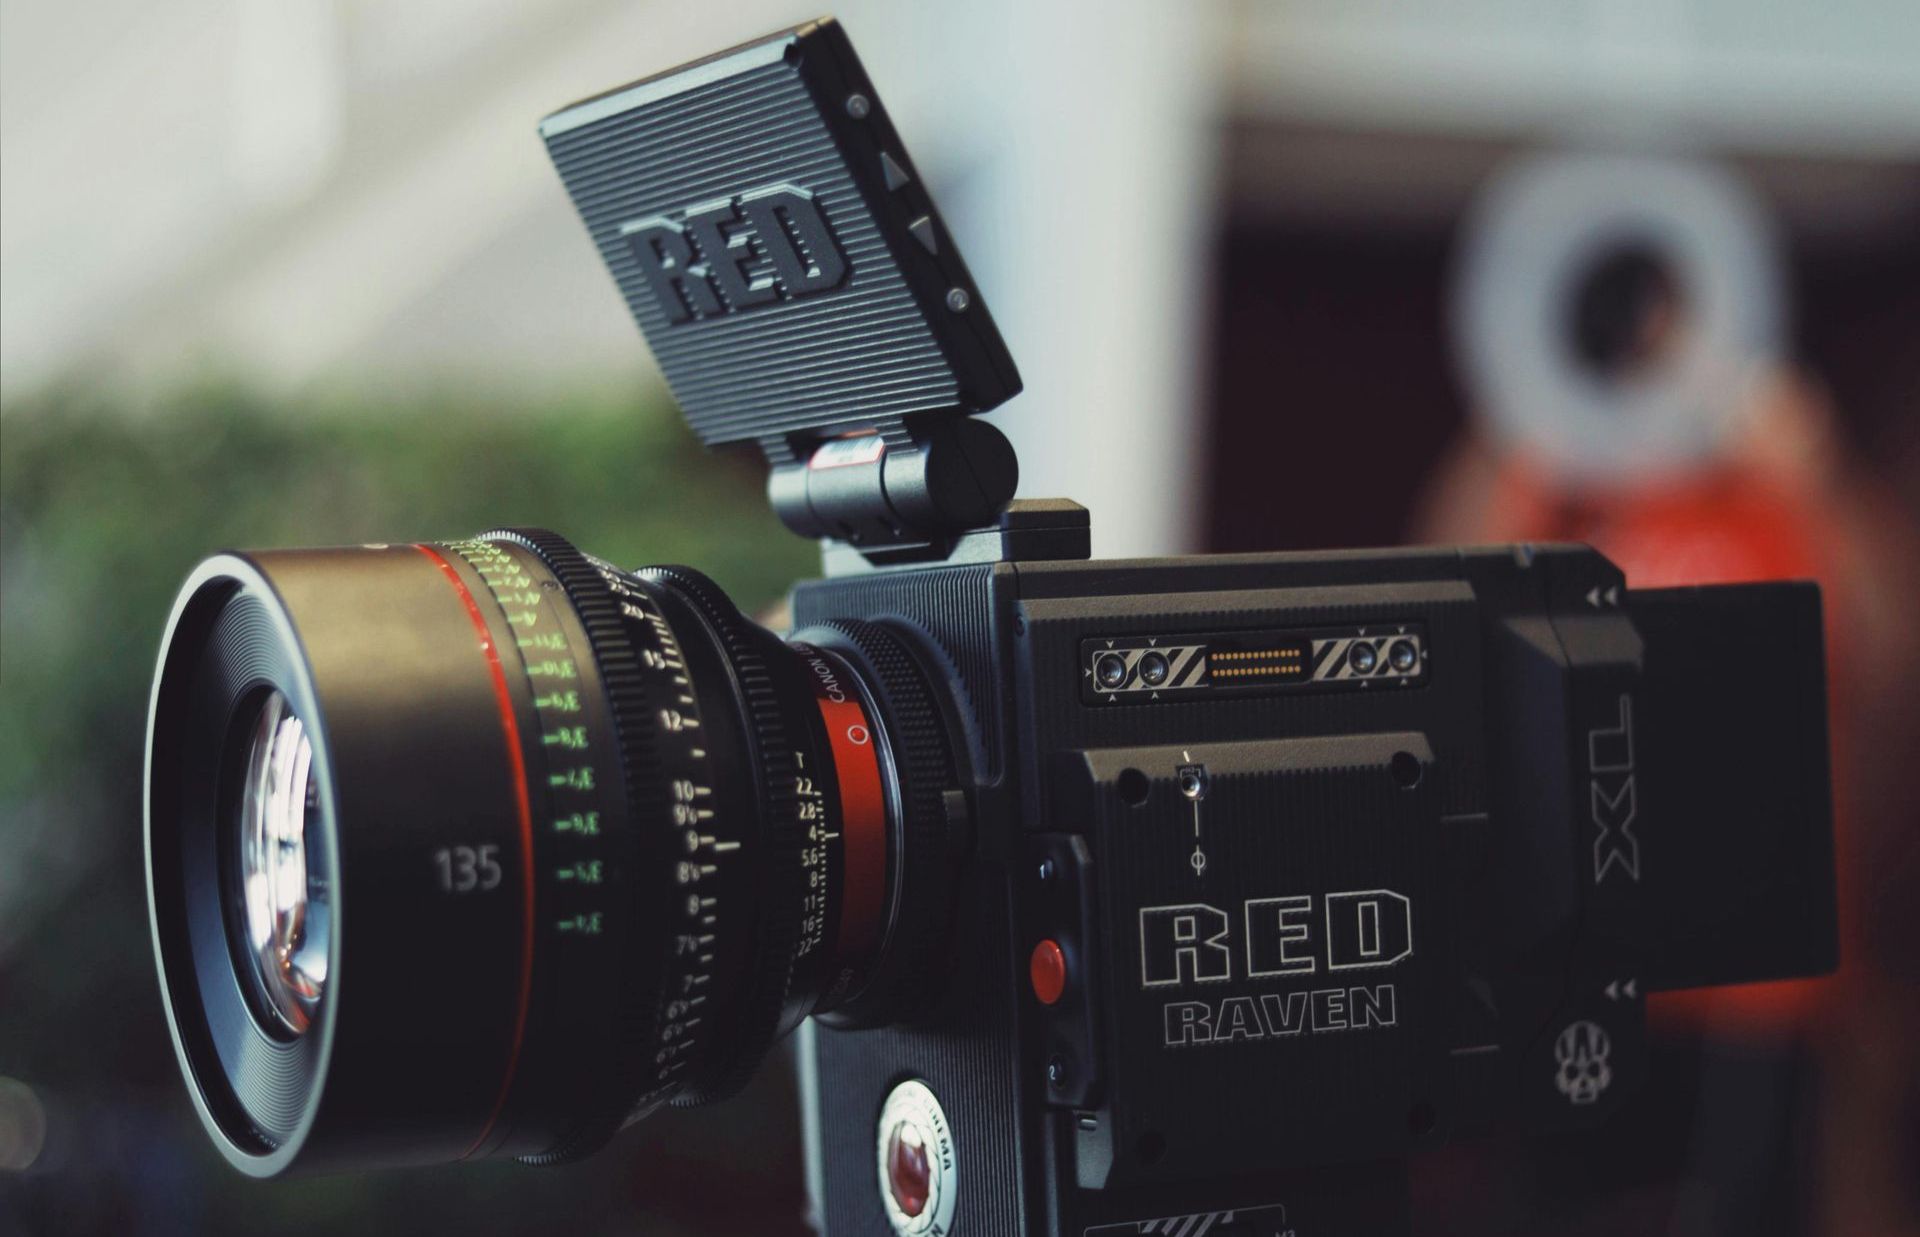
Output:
[{"xmin": 1629, "ymin": 582, "xmax": 1837, "ymax": 990}]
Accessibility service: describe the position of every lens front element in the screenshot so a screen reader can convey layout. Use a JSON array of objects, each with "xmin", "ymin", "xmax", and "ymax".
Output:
[{"xmin": 229, "ymin": 689, "xmax": 330, "ymax": 1038}]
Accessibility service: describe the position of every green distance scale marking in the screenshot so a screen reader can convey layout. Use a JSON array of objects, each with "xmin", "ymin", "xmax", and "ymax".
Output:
[{"xmin": 444, "ymin": 539, "xmax": 612, "ymax": 942}]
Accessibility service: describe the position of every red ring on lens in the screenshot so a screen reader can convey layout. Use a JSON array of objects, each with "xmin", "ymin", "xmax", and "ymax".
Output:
[{"xmin": 806, "ymin": 660, "xmax": 888, "ymax": 967}]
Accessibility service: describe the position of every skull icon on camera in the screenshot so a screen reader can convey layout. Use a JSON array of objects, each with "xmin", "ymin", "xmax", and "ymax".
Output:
[{"xmin": 1553, "ymin": 1020, "xmax": 1615, "ymax": 1106}]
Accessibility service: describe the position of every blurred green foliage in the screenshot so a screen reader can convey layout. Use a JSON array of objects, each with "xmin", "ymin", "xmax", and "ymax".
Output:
[
  {"xmin": 0, "ymin": 381, "xmax": 810, "ymax": 809},
  {"xmin": 0, "ymin": 385, "xmax": 816, "ymax": 1236}
]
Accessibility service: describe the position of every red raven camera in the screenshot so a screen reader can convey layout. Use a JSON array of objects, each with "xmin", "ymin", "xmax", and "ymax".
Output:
[{"xmin": 143, "ymin": 18, "xmax": 1836, "ymax": 1235}]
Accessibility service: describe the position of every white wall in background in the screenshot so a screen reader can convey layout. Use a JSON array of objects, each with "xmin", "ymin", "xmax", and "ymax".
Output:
[
  {"xmin": 5, "ymin": 0, "xmax": 1914, "ymax": 555},
  {"xmin": 1229, "ymin": 0, "xmax": 1920, "ymax": 157},
  {"xmin": 1, "ymin": 0, "xmax": 1223, "ymax": 556},
  {"xmin": 865, "ymin": 2, "xmax": 1222, "ymax": 556}
]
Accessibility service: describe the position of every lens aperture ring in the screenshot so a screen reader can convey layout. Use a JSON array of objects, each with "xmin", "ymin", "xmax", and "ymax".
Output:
[{"xmin": 801, "ymin": 619, "xmax": 965, "ymax": 1026}]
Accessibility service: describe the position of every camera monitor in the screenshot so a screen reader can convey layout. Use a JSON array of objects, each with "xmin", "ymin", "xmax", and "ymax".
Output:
[{"xmin": 541, "ymin": 19, "xmax": 1022, "ymax": 455}]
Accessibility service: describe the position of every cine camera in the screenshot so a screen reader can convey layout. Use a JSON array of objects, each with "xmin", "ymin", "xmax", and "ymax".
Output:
[{"xmin": 144, "ymin": 18, "xmax": 1838, "ymax": 1236}]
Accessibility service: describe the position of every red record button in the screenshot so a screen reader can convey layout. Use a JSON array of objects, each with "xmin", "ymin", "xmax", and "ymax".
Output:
[{"xmin": 1029, "ymin": 939, "xmax": 1068, "ymax": 1006}]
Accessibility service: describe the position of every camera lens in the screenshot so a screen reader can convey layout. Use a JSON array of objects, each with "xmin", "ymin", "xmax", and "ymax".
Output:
[
  {"xmin": 227, "ymin": 690, "xmax": 329, "ymax": 1038},
  {"xmin": 146, "ymin": 532, "xmax": 963, "ymax": 1176},
  {"xmin": 1348, "ymin": 641, "xmax": 1379, "ymax": 675},
  {"xmin": 1387, "ymin": 639, "xmax": 1418, "ymax": 674},
  {"xmin": 1137, "ymin": 651, "xmax": 1170, "ymax": 687},
  {"xmin": 1095, "ymin": 652, "xmax": 1128, "ymax": 689}
]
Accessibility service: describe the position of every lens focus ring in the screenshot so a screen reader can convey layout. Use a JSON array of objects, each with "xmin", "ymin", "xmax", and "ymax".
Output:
[
  {"xmin": 636, "ymin": 565, "xmax": 813, "ymax": 1109},
  {"xmin": 481, "ymin": 529, "xmax": 682, "ymax": 1162}
]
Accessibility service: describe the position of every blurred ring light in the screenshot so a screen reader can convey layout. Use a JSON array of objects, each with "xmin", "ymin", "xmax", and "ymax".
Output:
[
  {"xmin": 1453, "ymin": 153, "xmax": 1784, "ymax": 483},
  {"xmin": 0, "ymin": 1077, "xmax": 47, "ymax": 1172}
]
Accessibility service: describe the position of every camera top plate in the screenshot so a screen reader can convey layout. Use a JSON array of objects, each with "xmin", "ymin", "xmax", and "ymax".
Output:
[{"xmin": 542, "ymin": 18, "xmax": 1022, "ymax": 455}]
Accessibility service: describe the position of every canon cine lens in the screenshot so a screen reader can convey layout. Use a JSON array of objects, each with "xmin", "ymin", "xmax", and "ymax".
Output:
[{"xmin": 146, "ymin": 532, "xmax": 961, "ymax": 1175}]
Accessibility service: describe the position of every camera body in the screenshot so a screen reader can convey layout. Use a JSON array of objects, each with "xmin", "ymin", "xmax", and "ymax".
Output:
[{"xmin": 793, "ymin": 520, "xmax": 1832, "ymax": 1236}]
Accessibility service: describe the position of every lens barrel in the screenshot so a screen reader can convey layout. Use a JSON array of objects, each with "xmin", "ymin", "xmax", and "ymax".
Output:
[{"xmin": 146, "ymin": 532, "xmax": 961, "ymax": 1176}]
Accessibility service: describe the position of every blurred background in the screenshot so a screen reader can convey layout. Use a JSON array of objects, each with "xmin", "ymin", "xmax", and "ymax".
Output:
[{"xmin": 2, "ymin": 0, "xmax": 1916, "ymax": 1234}]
